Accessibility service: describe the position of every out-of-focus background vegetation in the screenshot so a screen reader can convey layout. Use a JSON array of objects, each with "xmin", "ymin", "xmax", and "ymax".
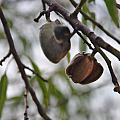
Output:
[{"xmin": 0, "ymin": 0, "xmax": 120, "ymax": 120}]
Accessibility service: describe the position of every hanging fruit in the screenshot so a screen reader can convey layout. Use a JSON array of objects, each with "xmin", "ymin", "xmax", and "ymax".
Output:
[
  {"xmin": 39, "ymin": 20, "xmax": 71, "ymax": 63},
  {"xmin": 66, "ymin": 53, "xmax": 103, "ymax": 84}
]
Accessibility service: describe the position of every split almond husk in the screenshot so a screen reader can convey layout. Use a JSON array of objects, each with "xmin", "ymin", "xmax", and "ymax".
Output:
[
  {"xmin": 66, "ymin": 53, "xmax": 103, "ymax": 84},
  {"xmin": 80, "ymin": 58, "xmax": 103, "ymax": 84}
]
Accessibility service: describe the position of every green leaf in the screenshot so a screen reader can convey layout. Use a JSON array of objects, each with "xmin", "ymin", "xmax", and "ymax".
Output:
[
  {"xmin": 80, "ymin": 11, "xmax": 87, "ymax": 52},
  {"xmin": 79, "ymin": 39, "xmax": 87, "ymax": 52},
  {"xmin": 104, "ymin": 0, "xmax": 119, "ymax": 27},
  {"xmin": 89, "ymin": 12, "xmax": 96, "ymax": 29},
  {"xmin": 0, "ymin": 30, "xmax": 5, "ymax": 39},
  {"xmin": 29, "ymin": 58, "xmax": 48, "ymax": 107},
  {"xmin": 0, "ymin": 74, "xmax": 8, "ymax": 118},
  {"xmin": 67, "ymin": 52, "xmax": 70, "ymax": 63},
  {"xmin": 48, "ymin": 80, "xmax": 64, "ymax": 99},
  {"xmin": 88, "ymin": 0, "xmax": 95, "ymax": 3},
  {"xmin": 7, "ymin": 92, "xmax": 24, "ymax": 107},
  {"xmin": 20, "ymin": 36, "xmax": 28, "ymax": 50},
  {"xmin": 82, "ymin": 3, "xmax": 96, "ymax": 29},
  {"xmin": 82, "ymin": 4, "xmax": 90, "ymax": 14},
  {"xmin": 7, "ymin": 18, "xmax": 13, "ymax": 28}
]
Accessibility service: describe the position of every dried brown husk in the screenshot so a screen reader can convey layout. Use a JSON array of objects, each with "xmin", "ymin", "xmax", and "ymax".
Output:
[
  {"xmin": 80, "ymin": 58, "xmax": 103, "ymax": 84},
  {"xmin": 66, "ymin": 53, "xmax": 103, "ymax": 84}
]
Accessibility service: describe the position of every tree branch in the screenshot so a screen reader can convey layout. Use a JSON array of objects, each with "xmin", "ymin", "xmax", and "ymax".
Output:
[
  {"xmin": 43, "ymin": 0, "xmax": 120, "ymax": 60},
  {"xmin": 95, "ymin": 47, "xmax": 120, "ymax": 94},
  {"xmin": 70, "ymin": 0, "xmax": 87, "ymax": 17},
  {"xmin": 24, "ymin": 88, "xmax": 29, "ymax": 120},
  {"xmin": 0, "ymin": 7, "xmax": 51, "ymax": 120}
]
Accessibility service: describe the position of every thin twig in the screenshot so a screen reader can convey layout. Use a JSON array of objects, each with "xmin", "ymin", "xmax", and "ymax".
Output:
[
  {"xmin": 23, "ymin": 64, "xmax": 48, "ymax": 82},
  {"xmin": 0, "ymin": 7, "xmax": 51, "ymax": 120},
  {"xmin": 34, "ymin": 6, "xmax": 54, "ymax": 22},
  {"xmin": 77, "ymin": 31, "xmax": 94, "ymax": 50},
  {"xmin": 70, "ymin": 30, "xmax": 93, "ymax": 50},
  {"xmin": 42, "ymin": 0, "xmax": 46, "ymax": 11},
  {"xmin": 69, "ymin": 0, "xmax": 77, "ymax": 7},
  {"xmin": 0, "ymin": 51, "xmax": 11, "ymax": 65},
  {"xmin": 24, "ymin": 88, "xmax": 29, "ymax": 120},
  {"xmin": 71, "ymin": 0, "xmax": 87, "ymax": 17},
  {"xmin": 34, "ymin": 10, "xmax": 47, "ymax": 22},
  {"xmin": 95, "ymin": 47, "xmax": 120, "ymax": 94}
]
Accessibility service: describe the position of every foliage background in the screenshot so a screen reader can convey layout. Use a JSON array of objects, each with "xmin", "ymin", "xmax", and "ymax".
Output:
[{"xmin": 0, "ymin": 0, "xmax": 120, "ymax": 120}]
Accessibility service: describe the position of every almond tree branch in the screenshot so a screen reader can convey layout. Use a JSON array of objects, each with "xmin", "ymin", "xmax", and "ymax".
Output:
[
  {"xmin": 42, "ymin": 0, "xmax": 46, "ymax": 11},
  {"xmin": 24, "ymin": 88, "xmax": 29, "ymax": 120},
  {"xmin": 43, "ymin": 0, "xmax": 120, "ymax": 60},
  {"xmin": 0, "ymin": 7, "xmax": 51, "ymax": 120},
  {"xmin": 69, "ymin": 0, "xmax": 120, "ymax": 44},
  {"xmin": 95, "ymin": 47, "xmax": 120, "ymax": 94},
  {"xmin": 34, "ymin": 7, "xmax": 53, "ymax": 22},
  {"xmin": 71, "ymin": 0, "xmax": 87, "ymax": 17},
  {"xmin": 69, "ymin": 0, "xmax": 77, "ymax": 7}
]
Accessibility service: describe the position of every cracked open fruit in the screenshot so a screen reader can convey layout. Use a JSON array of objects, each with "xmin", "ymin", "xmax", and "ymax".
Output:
[
  {"xmin": 66, "ymin": 53, "xmax": 103, "ymax": 84},
  {"xmin": 39, "ymin": 20, "xmax": 71, "ymax": 63}
]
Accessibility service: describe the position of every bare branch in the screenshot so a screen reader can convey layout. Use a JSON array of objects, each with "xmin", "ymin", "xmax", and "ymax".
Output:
[
  {"xmin": 0, "ymin": 7, "xmax": 51, "ymax": 120},
  {"xmin": 24, "ymin": 88, "xmax": 29, "ymax": 120},
  {"xmin": 69, "ymin": 0, "xmax": 77, "ymax": 7},
  {"xmin": 0, "ymin": 51, "xmax": 11, "ymax": 65},
  {"xmin": 42, "ymin": 0, "xmax": 46, "ymax": 11},
  {"xmin": 71, "ymin": 0, "xmax": 87, "ymax": 17},
  {"xmin": 95, "ymin": 47, "xmax": 120, "ymax": 94},
  {"xmin": 34, "ymin": 6, "xmax": 54, "ymax": 22},
  {"xmin": 43, "ymin": 0, "xmax": 120, "ymax": 60},
  {"xmin": 34, "ymin": 10, "xmax": 47, "ymax": 22}
]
